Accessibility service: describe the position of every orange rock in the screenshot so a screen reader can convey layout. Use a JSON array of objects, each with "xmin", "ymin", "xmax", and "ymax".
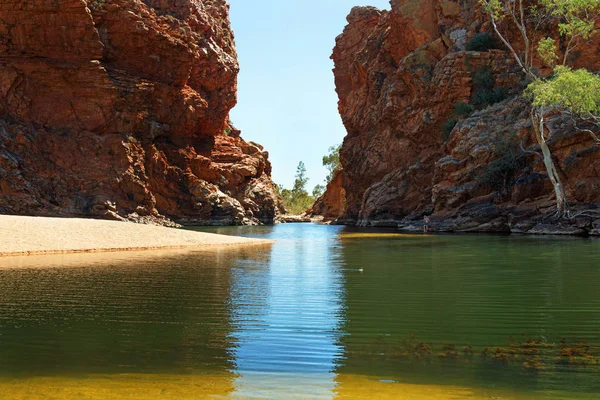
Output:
[
  {"xmin": 310, "ymin": 170, "xmax": 346, "ymax": 222},
  {"xmin": 325, "ymin": 1, "xmax": 600, "ymax": 234},
  {"xmin": 0, "ymin": 0, "xmax": 282, "ymax": 225}
]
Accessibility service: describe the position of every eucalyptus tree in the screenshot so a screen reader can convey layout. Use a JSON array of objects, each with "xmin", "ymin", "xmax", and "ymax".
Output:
[
  {"xmin": 480, "ymin": 0, "xmax": 600, "ymax": 216},
  {"xmin": 322, "ymin": 144, "xmax": 341, "ymax": 184}
]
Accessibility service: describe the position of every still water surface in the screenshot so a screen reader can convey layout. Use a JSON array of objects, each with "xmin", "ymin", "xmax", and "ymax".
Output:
[{"xmin": 0, "ymin": 224, "xmax": 599, "ymax": 399}]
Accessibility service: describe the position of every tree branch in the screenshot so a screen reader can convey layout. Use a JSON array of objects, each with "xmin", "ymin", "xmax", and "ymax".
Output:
[
  {"xmin": 562, "ymin": 34, "xmax": 577, "ymax": 65},
  {"xmin": 490, "ymin": 16, "xmax": 533, "ymax": 78},
  {"xmin": 519, "ymin": 0, "xmax": 529, "ymax": 67},
  {"xmin": 506, "ymin": 1, "xmax": 530, "ymax": 67},
  {"xmin": 567, "ymin": 111, "xmax": 600, "ymax": 143},
  {"xmin": 519, "ymin": 140, "xmax": 541, "ymax": 156}
]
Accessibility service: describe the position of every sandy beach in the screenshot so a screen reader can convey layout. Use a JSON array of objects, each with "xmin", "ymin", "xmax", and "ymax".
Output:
[{"xmin": 0, "ymin": 215, "xmax": 273, "ymax": 257}]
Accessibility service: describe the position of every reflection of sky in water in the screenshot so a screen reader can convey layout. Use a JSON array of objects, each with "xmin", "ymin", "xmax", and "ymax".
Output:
[{"xmin": 228, "ymin": 224, "xmax": 345, "ymax": 398}]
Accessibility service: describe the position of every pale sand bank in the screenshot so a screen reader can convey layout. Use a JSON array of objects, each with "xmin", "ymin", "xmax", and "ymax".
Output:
[{"xmin": 0, "ymin": 215, "xmax": 273, "ymax": 257}]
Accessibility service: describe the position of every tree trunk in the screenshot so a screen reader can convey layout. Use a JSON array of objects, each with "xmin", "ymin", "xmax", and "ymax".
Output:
[{"xmin": 532, "ymin": 108, "xmax": 569, "ymax": 216}]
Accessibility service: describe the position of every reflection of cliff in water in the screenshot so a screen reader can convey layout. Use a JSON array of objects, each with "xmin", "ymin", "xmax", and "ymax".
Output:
[
  {"xmin": 333, "ymin": 232, "xmax": 600, "ymax": 393},
  {"xmin": 0, "ymin": 248, "xmax": 269, "ymax": 377}
]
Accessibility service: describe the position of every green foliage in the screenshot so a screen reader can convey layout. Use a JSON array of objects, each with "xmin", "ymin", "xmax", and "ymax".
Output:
[
  {"xmin": 292, "ymin": 161, "xmax": 309, "ymax": 195},
  {"xmin": 442, "ymin": 119, "xmax": 458, "ymax": 141},
  {"xmin": 223, "ymin": 126, "xmax": 232, "ymax": 136},
  {"xmin": 466, "ymin": 32, "xmax": 497, "ymax": 51},
  {"xmin": 279, "ymin": 161, "xmax": 315, "ymax": 215},
  {"xmin": 528, "ymin": 3, "xmax": 600, "ymax": 126},
  {"xmin": 471, "ymin": 67, "xmax": 507, "ymax": 109},
  {"xmin": 443, "ymin": 103, "xmax": 477, "ymax": 142},
  {"xmin": 527, "ymin": 66, "xmax": 600, "ymax": 118},
  {"xmin": 474, "ymin": 87, "xmax": 507, "ymax": 108},
  {"xmin": 479, "ymin": 0, "xmax": 600, "ymax": 213},
  {"xmin": 312, "ymin": 184, "xmax": 325, "ymax": 198},
  {"xmin": 478, "ymin": 0, "xmax": 600, "ymax": 118},
  {"xmin": 479, "ymin": 137, "xmax": 526, "ymax": 192},
  {"xmin": 538, "ymin": 37, "xmax": 559, "ymax": 67},
  {"xmin": 479, "ymin": 0, "xmax": 503, "ymax": 19},
  {"xmin": 472, "ymin": 67, "xmax": 494, "ymax": 90},
  {"xmin": 539, "ymin": 0, "xmax": 600, "ymax": 42},
  {"xmin": 452, "ymin": 102, "xmax": 475, "ymax": 119},
  {"xmin": 322, "ymin": 144, "xmax": 342, "ymax": 183},
  {"xmin": 281, "ymin": 195, "xmax": 313, "ymax": 215},
  {"xmin": 483, "ymin": 0, "xmax": 600, "ymax": 70}
]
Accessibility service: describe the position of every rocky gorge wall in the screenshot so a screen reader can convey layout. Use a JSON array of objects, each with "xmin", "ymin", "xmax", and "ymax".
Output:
[
  {"xmin": 310, "ymin": 169, "xmax": 345, "ymax": 221},
  {"xmin": 320, "ymin": 0, "xmax": 600, "ymax": 235},
  {"xmin": 0, "ymin": 0, "xmax": 283, "ymax": 225}
]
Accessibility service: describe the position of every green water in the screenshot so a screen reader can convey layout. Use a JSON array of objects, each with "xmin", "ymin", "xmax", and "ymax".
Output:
[{"xmin": 0, "ymin": 224, "xmax": 599, "ymax": 399}]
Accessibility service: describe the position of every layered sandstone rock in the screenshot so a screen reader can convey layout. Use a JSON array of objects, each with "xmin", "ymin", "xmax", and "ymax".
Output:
[
  {"xmin": 0, "ymin": 0, "xmax": 282, "ymax": 225},
  {"xmin": 321, "ymin": 0, "xmax": 600, "ymax": 234}
]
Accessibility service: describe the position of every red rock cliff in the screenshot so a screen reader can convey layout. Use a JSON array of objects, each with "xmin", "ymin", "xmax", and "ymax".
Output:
[
  {"xmin": 309, "ymin": 169, "xmax": 345, "ymax": 221},
  {"xmin": 0, "ymin": 0, "xmax": 283, "ymax": 225},
  {"xmin": 325, "ymin": 0, "xmax": 600, "ymax": 235}
]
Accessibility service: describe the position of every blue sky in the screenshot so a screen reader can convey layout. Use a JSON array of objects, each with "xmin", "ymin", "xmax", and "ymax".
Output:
[{"xmin": 228, "ymin": 0, "xmax": 390, "ymax": 191}]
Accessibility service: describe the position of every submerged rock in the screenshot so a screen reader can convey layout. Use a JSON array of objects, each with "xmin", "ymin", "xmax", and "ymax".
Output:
[{"xmin": 0, "ymin": 0, "xmax": 283, "ymax": 226}]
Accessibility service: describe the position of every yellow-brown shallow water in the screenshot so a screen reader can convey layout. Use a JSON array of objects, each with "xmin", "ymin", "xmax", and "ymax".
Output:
[
  {"xmin": 1, "ymin": 224, "xmax": 599, "ymax": 399},
  {"xmin": 0, "ymin": 374, "xmax": 595, "ymax": 399}
]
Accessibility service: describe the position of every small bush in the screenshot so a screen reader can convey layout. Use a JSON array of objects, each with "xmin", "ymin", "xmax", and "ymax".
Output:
[
  {"xmin": 452, "ymin": 102, "xmax": 475, "ymax": 119},
  {"xmin": 474, "ymin": 87, "xmax": 507, "ymax": 108},
  {"xmin": 472, "ymin": 67, "xmax": 494, "ymax": 90},
  {"xmin": 471, "ymin": 67, "xmax": 507, "ymax": 109},
  {"xmin": 442, "ymin": 119, "xmax": 458, "ymax": 141},
  {"xmin": 479, "ymin": 138, "xmax": 525, "ymax": 192},
  {"xmin": 466, "ymin": 32, "xmax": 496, "ymax": 52}
]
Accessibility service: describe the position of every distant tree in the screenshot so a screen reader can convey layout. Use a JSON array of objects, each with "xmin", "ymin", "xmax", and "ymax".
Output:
[
  {"xmin": 312, "ymin": 184, "xmax": 325, "ymax": 198},
  {"xmin": 292, "ymin": 161, "xmax": 309, "ymax": 197},
  {"xmin": 278, "ymin": 161, "xmax": 315, "ymax": 214},
  {"xmin": 275, "ymin": 184, "xmax": 284, "ymax": 196},
  {"xmin": 279, "ymin": 188, "xmax": 292, "ymax": 206},
  {"xmin": 322, "ymin": 144, "xmax": 342, "ymax": 183}
]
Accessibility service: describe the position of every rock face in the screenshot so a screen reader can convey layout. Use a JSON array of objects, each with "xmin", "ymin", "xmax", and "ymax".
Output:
[
  {"xmin": 321, "ymin": 0, "xmax": 600, "ymax": 234},
  {"xmin": 310, "ymin": 170, "xmax": 346, "ymax": 222},
  {"xmin": 0, "ymin": 0, "xmax": 282, "ymax": 225}
]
